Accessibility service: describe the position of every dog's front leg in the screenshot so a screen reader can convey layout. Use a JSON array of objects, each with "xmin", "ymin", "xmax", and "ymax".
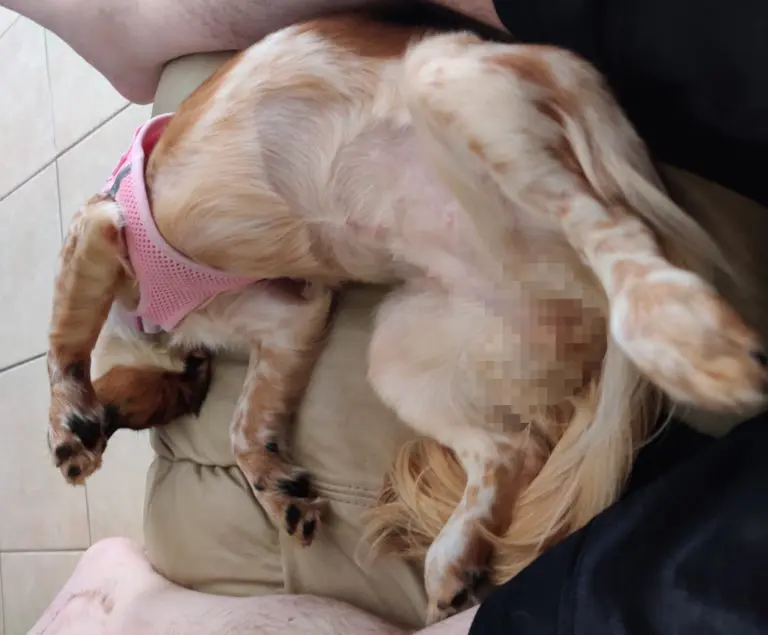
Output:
[
  {"xmin": 47, "ymin": 196, "xmax": 127, "ymax": 484},
  {"xmin": 229, "ymin": 285, "xmax": 333, "ymax": 546}
]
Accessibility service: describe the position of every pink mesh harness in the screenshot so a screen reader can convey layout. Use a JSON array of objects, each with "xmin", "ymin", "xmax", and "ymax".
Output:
[{"xmin": 104, "ymin": 114, "xmax": 261, "ymax": 334}]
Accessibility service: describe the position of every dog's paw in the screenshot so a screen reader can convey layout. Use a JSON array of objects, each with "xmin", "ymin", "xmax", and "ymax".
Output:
[
  {"xmin": 48, "ymin": 410, "xmax": 111, "ymax": 485},
  {"xmin": 278, "ymin": 483, "xmax": 327, "ymax": 547},
  {"xmin": 245, "ymin": 457, "xmax": 327, "ymax": 546},
  {"xmin": 261, "ymin": 470, "xmax": 328, "ymax": 547},
  {"xmin": 612, "ymin": 271, "xmax": 768, "ymax": 411},
  {"xmin": 426, "ymin": 566, "xmax": 488, "ymax": 624},
  {"xmin": 424, "ymin": 521, "xmax": 491, "ymax": 624}
]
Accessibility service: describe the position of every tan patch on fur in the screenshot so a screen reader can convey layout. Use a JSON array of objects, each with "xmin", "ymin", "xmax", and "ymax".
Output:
[
  {"xmin": 434, "ymin": 110, "xmax": 457, "ymax": 126},
  {"xmin": 467, "ymin": 138, "xmax": 486, "ymax": 159},
  {"xmin": 488, "ymin": 49, "xmax": 557, "ymax": 89},
  {"xmin": 593, "ymin": 218, "xmax": 619, "ymax": 231},
  {"xmin": 481, "ymin": 466, "xmax": 494, "ymax": 489},
  {"xmin": 147, "ymin": 52, "xmax": 244, "ymax": 178},
  {"xmin": 487, "ymin": 51, "xmax": 598, "ymax": 196},
  {"xmin": 488, "ymin": 48, "xmax": 579, "ymax": 118},
  {"xmin": 296, "ymin": 16, "xmax": 428, "ymax": 59},
  {"xmin": 93, "ymin": 361, "xmax": 207, "ymax": 431},
  {"xmin": 550, "ymin": 136, "xmax": 587, "ymax": 184}
]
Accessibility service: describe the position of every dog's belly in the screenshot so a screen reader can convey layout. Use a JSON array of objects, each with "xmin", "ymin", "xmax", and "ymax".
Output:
[
  {"xmin": 313, "ymin": 121, "xmax": 497, "ymax": 289},
  {"xmin": 327, "ymin": 123, "xmax": 608, "ymax": 409},
  {"xmin": 322, "ymin": 122, "xmax": 598, "ymax": 299}
]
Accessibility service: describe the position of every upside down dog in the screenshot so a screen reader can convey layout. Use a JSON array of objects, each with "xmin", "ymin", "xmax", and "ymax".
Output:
[{"xmin": 46, "ymin": 15, "xmax": 767, "ymax": 623}]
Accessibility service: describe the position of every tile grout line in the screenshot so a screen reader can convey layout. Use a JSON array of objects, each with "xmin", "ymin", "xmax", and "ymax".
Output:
[
  {"xmin": 46, "ymin": 32, "xmax": 85, "ymax": 542},
  {"xmin": 0, "ymin": 551, "xmax": 5, "ymax": 635},
  {"xmin": 0, "ymin": 548, "xmax": 87, "ymax": 554},
  {"xmin": 44, "ymin": 29, "xmax": 66, "ymax": 247},
  {"xmin": 0, "ymin": 102, "xmax": 132, "ymax": 206},
  {"xmin": 0, "ymin": 13, "xmax": 19, "ymax": 41},
  {"xmin": 55, "ymin": 101, "xmax": 132, "ymax": 163},
  {"xmin": 43, "ymin": 30, "xmax": 59, "ymax": 153},
  {"xmin": 0, "ymin": 158, "xmax": 56, "ymax": 206},
  {"xmin": 0, "ymin": 353, "xmax": 45, "ymax": 375},
  {"xmin": 47, "ymin": 28, "xmax": 93, "ymax": 545},
  {"xmin": 55, "ymin": 161, "xmax": 64, "ymax": 241},
  {"xmin": 0, "ymin": 23, "xmax": 121, "ymax": 612}
]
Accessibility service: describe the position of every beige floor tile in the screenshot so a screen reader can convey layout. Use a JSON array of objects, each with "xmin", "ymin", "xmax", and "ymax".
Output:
[
  {"xmin": 87, "ymin": 431, "xmax": 155, "ymax": 543},
  {"xmin": 0, "ymin": 166, "xmax": 61, "ymax": 369},
  {"xmin": 0, "ymin": 7, "xmax": 18, "ymax": 37},
  {"xmin": 0, "ymin": 18, "xmax": 56, "ymax": 198},
  {"xmin": 0, "ymin": 359, "xmax": 90, "ymax": 551},
  {"xmin": 1, "ymin": 551, "xmax": 83, "ymax": 635},
  {"xmin": 57, "ymin": 104, "xmax": 153, "ymax": 231},
  {"xmin": 46, "ymin": 32, "xmax": 128, "ymax": 152}
]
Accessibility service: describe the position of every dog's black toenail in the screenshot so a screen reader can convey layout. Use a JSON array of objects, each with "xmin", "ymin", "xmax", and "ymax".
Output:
[
  {"xmin": 67, "ymin": 465, "xmax": 82, "ymax": 479},
  {"xmin": 750, "ymin": 349, "xmax": 768, "ymax": 367},
  {"xmin": 253, "ymin": 481, "xmax": 265, "ymax": 492},
  {"xmin": 55, "ymin": 443, "xmax": 73, "ymax": 462},
  {"xmin": 68, "ymin": 415, "xmax": 103, "ymax": 450},
  {"xmin": 302, "ymin": 519, "xmax": 316, "ymax": 539},
  {"xmin": 286, "ymin": 505, "xmax": 301, "ymax": 534},
  {"xmin": 277, "ymin": 473, "xmax": 311, "ymax": 499},
  {"xmin": 450, "ymin": 589, "xmax": 469, "ymax": 610},
  {"xmin": 265, "ymin": 441, "xmax": 280, "ymax": 455}
]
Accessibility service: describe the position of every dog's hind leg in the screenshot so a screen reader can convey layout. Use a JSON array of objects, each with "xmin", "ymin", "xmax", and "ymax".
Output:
[
  {"xmin": 47, "ymin": 196, "xmax": 132, "ymax": 484},
  {"xmin": 368, "ymin": 288, "xmax": 548, "ymax": 623},
  {"xmin": 401, "ymin": 34, "xmax": 768, "ymax": 411}
]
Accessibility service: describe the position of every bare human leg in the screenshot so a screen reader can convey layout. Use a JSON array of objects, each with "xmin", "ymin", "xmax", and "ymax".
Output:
[{"xmin": 31, "ymin": 538, "xmax": 476, "ymax": 635}]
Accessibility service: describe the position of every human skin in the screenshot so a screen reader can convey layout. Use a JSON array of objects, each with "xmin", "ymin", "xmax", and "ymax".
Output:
[
  {"xmin": 0, "ymin": 0, "xmax": 503, "ymax": 103},
  {"xmin": 31, "ymin": 538, "xmax": 477, "ymax": 635}
]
